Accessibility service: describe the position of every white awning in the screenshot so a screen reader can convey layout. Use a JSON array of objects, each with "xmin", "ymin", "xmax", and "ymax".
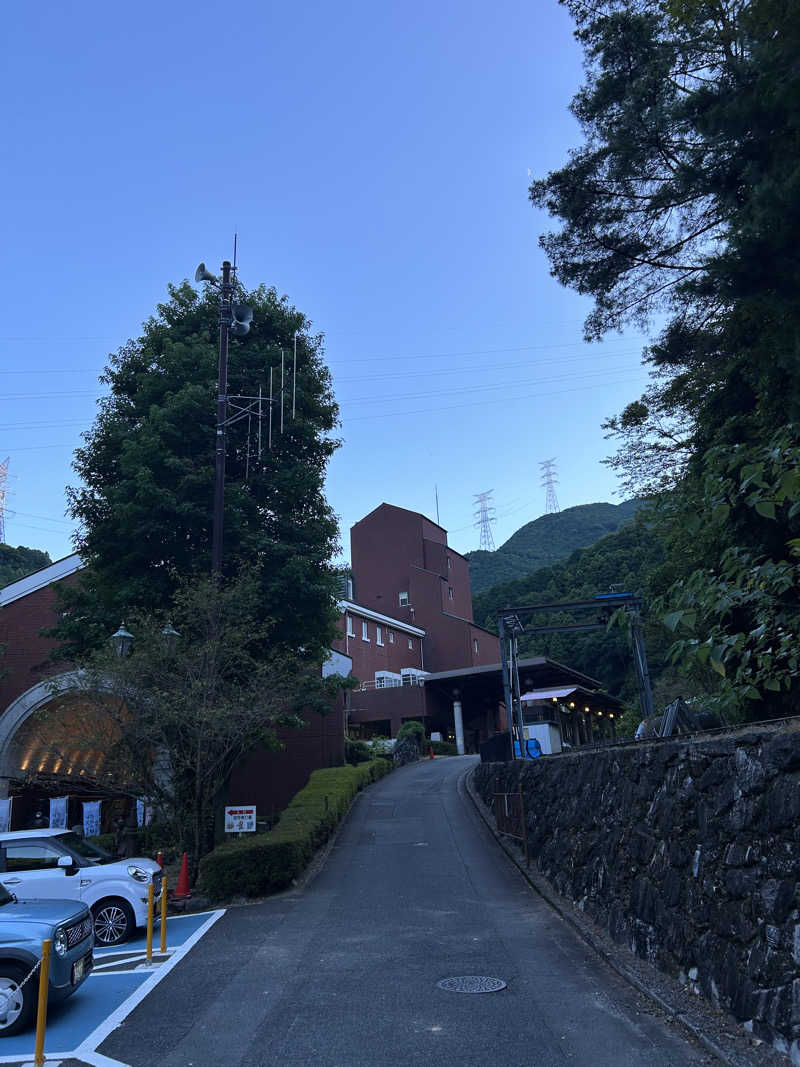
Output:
[{"xmin": 520, "ymin": 686, "xmax": 578, "ymax": 703}]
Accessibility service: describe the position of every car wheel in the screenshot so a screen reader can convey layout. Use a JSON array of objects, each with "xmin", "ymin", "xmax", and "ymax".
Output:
[
  {"xmin": 92, "ymin": 898, "xmax": 135, "ymax": 946},
  {"xmin": 0, "ymin": 964, "xmax": 35, "ymax": 1037}
]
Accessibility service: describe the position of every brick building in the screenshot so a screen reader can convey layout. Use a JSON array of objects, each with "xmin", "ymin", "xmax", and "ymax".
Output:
[
  {"xmin": 0, "ymin": 556, "xmax": 347, "ymax": 826},
  {"xmin": 332, "ymin": 503, "xmax": 623, "ymax": 753}
]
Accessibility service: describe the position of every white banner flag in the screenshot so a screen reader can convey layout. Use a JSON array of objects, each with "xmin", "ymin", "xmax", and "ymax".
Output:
[
  {"xmin": 0, "ymin": 798, "xmax": 11, "ymax": 833},
  {"xmin": 49, "ymin": 796, "xmax": 68, "ymax": 830},
  {"xmin": 82, "ymin": 800, "xmax": 101, "ymax": 838},
  {"xmin": 136, "ymin": 799, "xmax": 152, "ymax": 827}
]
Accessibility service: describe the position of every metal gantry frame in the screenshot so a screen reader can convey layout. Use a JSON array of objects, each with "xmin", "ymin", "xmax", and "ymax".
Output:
[{"xmin": 498, "ymin": 592, "xmax": 655, "ymax": 757}]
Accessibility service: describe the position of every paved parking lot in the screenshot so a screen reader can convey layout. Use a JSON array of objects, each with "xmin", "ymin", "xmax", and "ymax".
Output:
[{"xmin": 0, "ymin": 910, "xmax": 224, "ymax": 1067}]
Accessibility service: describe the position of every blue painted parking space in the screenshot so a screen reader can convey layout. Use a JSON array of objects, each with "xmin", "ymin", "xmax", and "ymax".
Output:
[
  {"xmin": 0, "ymin": 909, "xmax": 224, "ymax": 1065},
  {"xmin": 94, "ymin": 910, "xmax": 214, "ymax": 958}
]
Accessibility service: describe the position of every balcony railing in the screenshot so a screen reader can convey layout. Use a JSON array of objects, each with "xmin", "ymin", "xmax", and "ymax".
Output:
[{"xmin": 357, "ymin": 676, "xmax": 425, "ymax": 691}]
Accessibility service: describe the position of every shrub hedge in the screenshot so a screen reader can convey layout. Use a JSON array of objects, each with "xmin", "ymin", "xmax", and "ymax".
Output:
[
  {"xmin": 199, "ymin": 758, "xmax": 392, "ymax": 901},
  {"xmin": 431, "ymin": 740, "xmax": 459, "ymax": 756}
]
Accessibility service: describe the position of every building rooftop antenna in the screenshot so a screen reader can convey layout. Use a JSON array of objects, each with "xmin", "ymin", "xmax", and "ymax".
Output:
[
  {"xmin": 540, "ymin": 458, "xmax": 560, "ymax": 514},
  {"xmin": 473, "ymin": 490, "xmax": 496, "ymax": 551}
]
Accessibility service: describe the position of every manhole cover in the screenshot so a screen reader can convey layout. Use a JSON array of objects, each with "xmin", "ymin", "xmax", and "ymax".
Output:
[{"xmin": 437, "ymin": 976, "xmax": 507, "ymax": 994}]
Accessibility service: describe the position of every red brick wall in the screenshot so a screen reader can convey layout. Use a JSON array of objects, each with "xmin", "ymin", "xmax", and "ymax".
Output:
[
  {"xmin": 0, "ymin": 578, "xmax": 76, "ymax": 715},
  {"xmin": 227, "ymin": 697, "xmax": 346, "ymax": 817},
  {"xmin": 348, "ymin": 684, "xmax": 427, "ymax": 737},
  {"xmin": 331, "ymin": 609, "xmax": 423, "ymax": 685}
]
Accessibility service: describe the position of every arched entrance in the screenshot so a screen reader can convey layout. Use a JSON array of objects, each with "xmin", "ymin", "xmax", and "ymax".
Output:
[{"xmin": 0, "ymin": 675, "xmax": 136, "ymax": 831}]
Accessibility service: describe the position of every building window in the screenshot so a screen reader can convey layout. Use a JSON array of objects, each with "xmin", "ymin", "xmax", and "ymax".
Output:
[
  {"xmin": 376, "ymin": 626, "xmax": 384, "ymax": 646},
  {"xmin": 399, "ymin": 591, "xmax": 409, "ymax": 606},
  {"xmin": 408, "ymin": 638, "xmax": 413, "ymax": 650},
  {"xmin": 346, "ymin": 615, "xmax": 354, "ymax": 637},
  {"xmin": 473, "ymin": 638, "xmax": 479, "ymax": 653},
  {"xmin": 389, "ymin": 631, "xmax": 395, "ymax": 644},
  {"xmin": 448, "ymin": 586, "xmax": 454, "ymax": 601},
  {"xmin": 362, "ymin": 621, "xmax": 369, "ymax": 642},
  {"xmin": 447, "ymin": 557, "xmax": 451, "ymax": 570}
]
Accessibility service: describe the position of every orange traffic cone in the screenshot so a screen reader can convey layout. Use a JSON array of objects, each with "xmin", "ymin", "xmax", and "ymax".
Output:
[
  {"xmin": 156, "ymin": 850, "xmax": 164, "ymax": 869},
  {"xmin": 172, "ymin": 851, "xmax": 191, "ymax": 901},
  {"xmin": 429, "ymin": 744, "xmax": 435, "ymax": 760}
]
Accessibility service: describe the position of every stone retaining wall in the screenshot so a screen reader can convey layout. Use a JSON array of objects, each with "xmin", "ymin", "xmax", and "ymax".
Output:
[{"xmin": 474, "ymin": 727, "xmax": 800, "ymax": 1061}]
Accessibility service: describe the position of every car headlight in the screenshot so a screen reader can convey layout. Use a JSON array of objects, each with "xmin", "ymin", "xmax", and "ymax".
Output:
[
  {"xmin": 127, "ymin": 865, "xmax": 149, "ymax": 883},
  {"xmin": 54, "ymin": 927, "xmax": 68, "ymax": 957}
]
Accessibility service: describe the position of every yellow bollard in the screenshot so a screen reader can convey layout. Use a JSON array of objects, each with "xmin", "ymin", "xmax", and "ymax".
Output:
[
  {"xmin": 146, "ymin": 883, "xmax": 154, "ymax": 963},
  {"xmin": 33, "ymin": 939, "xmax": 51, "ymax": 1067},
  {"xmin": 160, "ymin": 876, "xmax": 167, "ymax": 954}
]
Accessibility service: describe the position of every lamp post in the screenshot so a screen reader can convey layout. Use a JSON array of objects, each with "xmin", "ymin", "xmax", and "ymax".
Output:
[
  {"xmin": 110, "ymin": 623, "xmax": 134, "ymax": 658},
  {"xmin": 161, "ymin": 622, "xmax": 181, "ymax": 655}
]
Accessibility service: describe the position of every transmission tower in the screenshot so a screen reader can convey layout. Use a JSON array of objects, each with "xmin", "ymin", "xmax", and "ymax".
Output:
[
  {"xmin": 473, "ymin": 490, "xmax": 497, "ymax": 551},
  {"xmin": 540, "ymin": 458, "xmax": 560, "ymax": 514},
  {"xmin": 0, "ymin": 458, "xmax": 8, "ymax": 544}
]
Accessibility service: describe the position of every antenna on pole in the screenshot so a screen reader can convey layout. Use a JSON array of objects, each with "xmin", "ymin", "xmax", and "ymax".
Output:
[
  {"xmin": 473, "ymin": 490, "xmax": 497, "ymax": 551},
  {"xmin": 292, "ymin": 333, "xmax": 297, "ymax": 419},
  {"xmin": 435, "ymin": 484, "xmax": 440, "ymax": 525},
  {"xmin": 540, "ymin": 458, "xmax": 560, "ymax": 514},
  {"xmin": 0, "ymin": 458, "xmax": 8, "ymax": 544}
]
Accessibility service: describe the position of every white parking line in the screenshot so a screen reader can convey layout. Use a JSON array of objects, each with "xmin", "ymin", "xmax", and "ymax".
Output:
[
  {"xmin": 0, "ymin": 909, "xmax": 225, "ymax": 1067},
  {"xmin": 74, "ymin": 909, "xmax": 225, "ymax": 1056}
]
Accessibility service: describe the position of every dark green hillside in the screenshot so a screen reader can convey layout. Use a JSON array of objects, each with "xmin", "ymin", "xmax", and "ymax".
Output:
[
  {"xmin": 0, "ymin": 545, "xmax": 52, "ymax": 588},
  {"xmin": 467, "ymin": 500, "xmax": 640, "ymax": 594},
  {"xmin": 472, "ymin": 520, "xmax": 665, "ymax": 703}
]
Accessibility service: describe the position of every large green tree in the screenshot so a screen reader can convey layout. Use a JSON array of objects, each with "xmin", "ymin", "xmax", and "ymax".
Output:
[
  {"xmin": 531, "ymin": 0, "xmax": 800, "ymax": 715},
  {"xmin": 54, "ymin": 281, "xmax": 341, "ymax": 660}
]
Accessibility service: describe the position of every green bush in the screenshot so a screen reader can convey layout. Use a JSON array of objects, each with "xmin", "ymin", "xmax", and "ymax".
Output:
[
  {"xmin": 199, "ymin": 759, "xmax": 392, "ymax": 901},
  {"xmin": 431, "ymin": 740, "xmax": 458, "ymax": 756},
  {"xmin": 396, "ymin": 720, "xmax": 425, "ymax": 750},
  {"xmin": 344, "ymin": 738, "xmax": 373, "ymax": 765}
]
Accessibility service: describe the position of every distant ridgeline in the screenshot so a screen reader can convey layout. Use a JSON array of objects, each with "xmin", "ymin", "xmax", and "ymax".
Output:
[
  {"xmin": 466, "ymin": 500, "xmax": 641, "ymax": 595},
  {"xmin": 471, "ymin": 516, "xmax": 665, "ymax": 704},
  {"xmin": 0, "ymin": 545, "xmax": 52, "ymax": 588}
]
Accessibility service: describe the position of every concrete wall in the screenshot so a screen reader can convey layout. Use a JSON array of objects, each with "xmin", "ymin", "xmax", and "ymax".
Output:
[{"xmin": 474, "ymin": 728, "xmax": 800, "ymax": 1059}]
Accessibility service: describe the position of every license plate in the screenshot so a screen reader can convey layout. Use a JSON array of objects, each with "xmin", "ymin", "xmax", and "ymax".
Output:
[{"xmin": 72, "ymin": 953, "xmax": 91, "ymax": 984}]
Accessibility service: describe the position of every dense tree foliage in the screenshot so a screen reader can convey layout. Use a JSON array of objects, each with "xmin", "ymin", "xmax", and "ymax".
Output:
[
  {"xmin": 531, "ymin": 0, "xmax": 800, "ymax": 716},
  {"xmin": 39, "ymin": 574, "xmax": 348, "ymax": 865},
  {"xmin": 0, "ymin": 545, "xmax": 51, "ymax": 588},
  {"xmin": 52, "ymin": 281, "xmax": 341, "ymax": 661},
  {"xmin": 467, "ymin": 500, "xmax": 639, "ymax": 593}
]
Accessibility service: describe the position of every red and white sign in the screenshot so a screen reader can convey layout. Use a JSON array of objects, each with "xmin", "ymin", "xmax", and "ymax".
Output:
[{"xmin": 224, "ymin": 805, "xmax": 256, "ymax": 833}]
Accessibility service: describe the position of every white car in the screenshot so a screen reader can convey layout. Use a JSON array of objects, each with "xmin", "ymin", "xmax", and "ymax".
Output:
[{"xmin": 0, "ymin": 829, "xmax": 162, "ymax": 946}]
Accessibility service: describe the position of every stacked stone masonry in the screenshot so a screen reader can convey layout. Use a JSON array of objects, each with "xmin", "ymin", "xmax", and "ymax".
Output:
[{"xmin": 474, "ymin": 726, "xmax": 800, "ymax": 1060}]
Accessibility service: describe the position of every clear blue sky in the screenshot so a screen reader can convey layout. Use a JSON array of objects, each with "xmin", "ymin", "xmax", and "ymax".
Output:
[{"xmin": 1, "ymin": 1, "xmax": 651, "ymax": 565}]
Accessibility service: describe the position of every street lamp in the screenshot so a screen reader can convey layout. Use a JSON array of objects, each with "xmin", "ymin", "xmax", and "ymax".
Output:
[
  {"xmin": 194, "ymin": 258, "xmax": 253, "ymax": 577},
  {"xmin": 110, "ymin": 623, "xmax": 134, "ymax": 658},
  {"xmin": 161, "ymin": 622, "xmax": 181, "ymax": 655}
]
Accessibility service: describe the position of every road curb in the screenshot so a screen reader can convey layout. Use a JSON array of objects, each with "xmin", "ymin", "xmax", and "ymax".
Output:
[{"xmin": 461, "ymin": 766, "xmax": 740, "ymax": 1067}]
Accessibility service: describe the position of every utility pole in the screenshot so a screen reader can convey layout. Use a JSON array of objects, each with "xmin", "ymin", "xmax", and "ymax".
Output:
[
  {"xmin": 212, "ymin": 260, "xmax": 233, "ymax": 577},
  {"xmin": 195, "ymin": 256, "xmax": 253, "ymax": 578},
  {"xmin": 0, "ymin": 457, "xmax": 8, "ymax": 544}
]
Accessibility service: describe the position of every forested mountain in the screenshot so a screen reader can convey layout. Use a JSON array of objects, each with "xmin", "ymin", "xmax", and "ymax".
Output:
[
  {"xmin": 0, "ymin": 545, "xmax": 52, "ymax": 588},
  {"xmin": 472, "ymin": 520, "xmax": 666, "ymax": 704},
  {"xmin": 466, "ymin": 500, "xmax": 640, "ymax": 594}
]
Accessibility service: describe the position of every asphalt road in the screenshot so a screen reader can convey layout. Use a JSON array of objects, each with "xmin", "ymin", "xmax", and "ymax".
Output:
[{"xmin": 101, "ymin": 756, "xmax": 710, "ymax": 1066}]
